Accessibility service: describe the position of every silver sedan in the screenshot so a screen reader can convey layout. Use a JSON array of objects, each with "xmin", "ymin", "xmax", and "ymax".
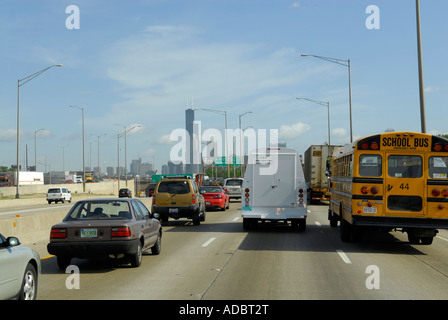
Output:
[{"xmin": 0, "ymin": 233, "xmax": 41, "ymax": 300}]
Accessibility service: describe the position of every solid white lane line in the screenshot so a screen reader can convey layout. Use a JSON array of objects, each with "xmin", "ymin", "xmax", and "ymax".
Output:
[
  {"xmin": 436, "ymin": 235, "xmax": 448, "ymax": 242},
  {"xmin": 336, "ymin": 250, "xmax": 352, "ymax": 264},
  {"xmin": 202, "ymin": 237, "xmax": 216, "ymax": 247}
]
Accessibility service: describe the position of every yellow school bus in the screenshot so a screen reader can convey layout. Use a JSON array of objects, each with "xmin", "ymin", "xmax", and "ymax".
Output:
[{"xmin": 329, "ymin": 131, "xmax": 448, "ymax": 244}]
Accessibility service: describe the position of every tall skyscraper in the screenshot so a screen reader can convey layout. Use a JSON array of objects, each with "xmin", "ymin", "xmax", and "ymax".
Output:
[{"xmin": 185, "ymin": 108, "xmax": 194, "ymax": 174}]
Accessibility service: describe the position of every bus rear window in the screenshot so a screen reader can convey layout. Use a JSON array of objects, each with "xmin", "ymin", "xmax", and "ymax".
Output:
[
  {"xmin": 429, "ymin": 156, "xmax": 448, "ymax": 179},
  {"xmin": 388, "ymin": 155, "xmax": 422, "ymax": 178},
  {"xmin": 359, "ymin": 155, "xmax": 382, "ymax": 177}
]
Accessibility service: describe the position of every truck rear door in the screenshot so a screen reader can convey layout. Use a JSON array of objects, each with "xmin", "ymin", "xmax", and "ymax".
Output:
[{"xmin": 252, "ymin": 153, "xmax": 296, "ymax": 207}]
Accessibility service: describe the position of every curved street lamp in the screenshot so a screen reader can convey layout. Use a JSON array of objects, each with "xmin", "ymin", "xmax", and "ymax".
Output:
[{"xmin": 16, "ymin": 64, "xmax": 62, "ymax": 198}]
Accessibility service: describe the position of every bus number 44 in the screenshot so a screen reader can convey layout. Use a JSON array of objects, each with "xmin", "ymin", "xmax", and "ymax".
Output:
[{"xmin": 399, "ymin": 183, "xmax": 410, "ymax": 191}]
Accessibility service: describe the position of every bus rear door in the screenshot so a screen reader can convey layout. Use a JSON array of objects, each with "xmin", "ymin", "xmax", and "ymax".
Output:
[{"xmin": 384, "ymin": 153, "xmax": 425, "ymax": 218}]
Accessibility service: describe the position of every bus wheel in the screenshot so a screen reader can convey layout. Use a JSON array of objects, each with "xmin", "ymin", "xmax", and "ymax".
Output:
[
  {"xmin": 328, "ymin": 209, "xmax": 338, "ymax": 228},
  {"xmin": 407, "ymin": 232, "xmax": 420, "ymax": 244},
  {"xmin": 340, "ymin": 220, "xmax": 352, "ymax": 242}
]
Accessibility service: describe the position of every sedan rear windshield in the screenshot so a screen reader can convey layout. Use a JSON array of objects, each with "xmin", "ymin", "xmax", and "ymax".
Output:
[
  {"xmin": 200, "ymin": 187, "xmax": 222, "ymax": 193},
  {"xmin": 225, "ymin": 179, "xmax": 243, "ymax": 186},
  {"xmin": 157, "ymin": 181, "xmax": 190, "ymax": 194},
  {"xmin": 65, "ymin": 201, "xmax": 132, "ymax": 220}
]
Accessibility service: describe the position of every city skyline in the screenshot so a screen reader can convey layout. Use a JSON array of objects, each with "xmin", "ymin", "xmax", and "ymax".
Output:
[{"xmin": 1, "ymin": 1, "xmax": 447, "ymax": 173}]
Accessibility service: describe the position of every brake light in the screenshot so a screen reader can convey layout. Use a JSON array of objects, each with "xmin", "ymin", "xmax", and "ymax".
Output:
[
  {"xmin": 50, "ymin": 228, "xmax": 67, "ymax": 239},
  {"xmin": 298, "ymin": 188, "xmax": 304, "ymax": 204},
  {"xmin": 112, "ymin": 227, "xmax": 131, "ymax": 237},
  {"xmin": 152, "ymin": 195, "xmax": 156, "ymax": 204},
  {"xmin": 432, "ymin": 188, "xmax": 441, "ymax": 197},
  {"xmin": 370, "ymin": 186, "xmax": 379, "ymax": 194},
  {"xmin": 192, "ymin": 194, "xmax": 196, "ymax": 204},
  {"xmin": 361, "ymin": 186, "xmax": 379, "ymax": 195},
  {"xmin": 244, "ymin": 188, "xmax": 250, "ymax": 206}
]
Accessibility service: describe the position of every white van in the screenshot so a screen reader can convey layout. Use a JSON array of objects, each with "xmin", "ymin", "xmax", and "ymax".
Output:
[{"xmin": 241, "ymin": 147, "xmax": 307, "ymax": 230}]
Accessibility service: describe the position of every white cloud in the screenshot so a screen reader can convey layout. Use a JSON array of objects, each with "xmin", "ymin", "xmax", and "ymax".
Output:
[
  {"xmin": 290, "ymin": 2, "xmax": 300, "ymax": 8},
  {"xmin": 103, "ymin": 24, "xmax": 320, "ymax": 119},
  {"xmin": 0, "ymin": 129, "xmax": 17, "ymax": 142},
  {"xmin": 279, "ymin": 122, "xmax": 311, "ymax": 139},
  {"xmin": 425, "ymin": 86, "xmax": 440, "ymax": 93}
]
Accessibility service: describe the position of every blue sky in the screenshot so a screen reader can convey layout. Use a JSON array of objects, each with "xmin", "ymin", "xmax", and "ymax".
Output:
[{"xmin": 1, "ymin": 0, "xmax": 447, "ymax": 174}]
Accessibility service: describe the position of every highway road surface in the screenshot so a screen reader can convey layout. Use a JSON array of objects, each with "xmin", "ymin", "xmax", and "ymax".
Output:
[{"xmin": 17, "ymin": 198, "xmax": 448, "ymax": 301}]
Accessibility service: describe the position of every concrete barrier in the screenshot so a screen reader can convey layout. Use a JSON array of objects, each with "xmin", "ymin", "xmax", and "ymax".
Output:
[{"xmin": 0, "ymin": 180, "xmax": 139, "ymax": 246}]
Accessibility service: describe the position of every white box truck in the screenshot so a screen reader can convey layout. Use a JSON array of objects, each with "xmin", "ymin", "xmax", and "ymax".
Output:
[{"xmin": 241, "ymin": 147, "xmax": 307, "ymax": 231}]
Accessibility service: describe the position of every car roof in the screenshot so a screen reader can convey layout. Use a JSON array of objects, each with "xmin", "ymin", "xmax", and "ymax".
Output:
[{"xmin": 76, "ymin": 197, "xmax": 136, "ymax": 202}]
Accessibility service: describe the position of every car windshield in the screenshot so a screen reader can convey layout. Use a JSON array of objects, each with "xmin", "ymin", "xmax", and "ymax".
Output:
[
  {"xmin": 157, "ymin": 181, "xmax": 190, "ymax": 194},
  {"xmin": 225, "ymin": 179, "xmax": 243, "ymax": 186},
  {"xmin": 200, "ymin": 187, "xmax": 222, "ymax": 193},
  {"xmin": 65, "ymin": 200, "xmax": 132, "ymax": 220}
]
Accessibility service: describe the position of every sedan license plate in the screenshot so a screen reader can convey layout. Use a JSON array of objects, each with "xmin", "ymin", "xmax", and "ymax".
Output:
[
  {"xmin": 169, "ymin": 208, "xmax": 178, "ymax": 214},
  {"xmin": 81, "ymin": 228, "xmax": 98, "ymax": 238},
  {"xmin": 363, "ymin": 206, "xmax": 377, "ymax": 214}
]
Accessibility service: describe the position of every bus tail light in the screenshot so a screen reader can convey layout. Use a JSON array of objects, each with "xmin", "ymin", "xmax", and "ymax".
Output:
[
  {"xmin": 432, "ymin": 188, "xmax": 441, "ymax": 197},
  {"xmin": 370, "ymin": 186, "xmax": 379, "ymax": 194},
  {"xmin": 442, "ymin": 189, "xmax": 448, "ymax": 197},
  {"xmin": 439, "ymin": 204, "xmax": 445, "ymax": 210}
]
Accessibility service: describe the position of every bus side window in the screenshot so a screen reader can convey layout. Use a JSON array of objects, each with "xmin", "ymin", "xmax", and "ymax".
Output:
[{"xmin": 359, "ymin": 155, "xmax": 382, "ymax": 177}]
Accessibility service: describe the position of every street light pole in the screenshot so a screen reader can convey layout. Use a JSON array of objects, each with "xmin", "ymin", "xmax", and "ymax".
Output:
[
  {"xmin": 194, "ymin": 108, "xmax": 229, "ymax": 177},
  {"xmin": 239, "ymin": 111, "xmax": 252, "ymax": 177},
  {"xmin": 69, "ymin": 105, "xmax": 85, "ymax": 192},
  {"xmin": 15, "ymin": 64, "xmax": 62, "ymax": 198},
  {"xmin": 296, "ymin": 97, "xmax": 331, "ymax": 145},
  {"xmin": 416, "ymin": 0, "xmax": 426, "ymax": 133},
  {"xmin": 34, "ymin": 128, "xmax": 45, "ymax": 171},
  {"xmin": 301, "ymin": 53, "xmax": 353, "ymax": 143}
]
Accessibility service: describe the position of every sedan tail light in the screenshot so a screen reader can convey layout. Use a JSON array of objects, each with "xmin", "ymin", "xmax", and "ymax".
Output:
[
  {"xmin": 112, "ymin": 227, "xmax": 131, "ymax": 237},
  {"xmin": 50, "ymin": 228, "xmax": 67, "ymax": 239}
]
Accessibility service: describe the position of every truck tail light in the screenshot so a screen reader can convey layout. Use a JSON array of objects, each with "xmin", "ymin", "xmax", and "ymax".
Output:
[
  {"xmin": 244, "ymin": 188, "xmax": 250, "ymax": 206},
  {"xmin": 50, "ymin": 228, "xmax": 67, "ymax": 239},
  {"xmin": 152, "ymin": 195, "xmax": 156, "ymax": 204},
  {"xmin": 112, "ymin": 227, "xmax": 131, "ymax": 237},
  {"xmin": 299, "ymin": 188, "xmax": 304, "ymax": 203}
]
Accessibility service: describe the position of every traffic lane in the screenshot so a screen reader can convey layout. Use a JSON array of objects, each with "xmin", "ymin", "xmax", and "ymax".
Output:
[
  {"xmin": 203, "ymin": 205, "xmax": 448, "ymax": 299},
  {"xmin": 37, "ymin": 201, "xmax": 246, "ymax": 300}
]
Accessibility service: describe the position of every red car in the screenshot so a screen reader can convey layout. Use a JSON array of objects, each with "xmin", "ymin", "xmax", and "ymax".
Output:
[{"xmin": 199, "ymin": 186, "xmax": 230, "ymax": 211}]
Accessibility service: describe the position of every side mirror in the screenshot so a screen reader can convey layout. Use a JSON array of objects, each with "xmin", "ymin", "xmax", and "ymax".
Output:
[{"xmin": 6, "ymin": 236, "xmax": 21, "ymax": 247}]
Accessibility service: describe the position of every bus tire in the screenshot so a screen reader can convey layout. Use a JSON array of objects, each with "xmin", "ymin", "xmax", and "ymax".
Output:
[
  {"xmin": 340, "ymin": 219, "xmax": 352, "ymax": 242},
  {"xmin": 328, "ymin": 209, "xmax": 338, "ymax": 228}
]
